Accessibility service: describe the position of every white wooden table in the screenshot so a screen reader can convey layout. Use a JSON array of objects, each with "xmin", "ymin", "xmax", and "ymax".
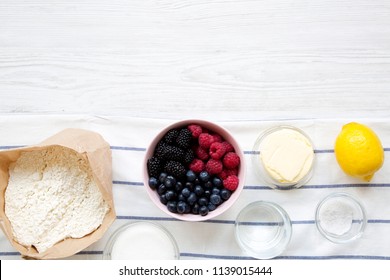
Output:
[
  {"xmin": 1, "ymin": 0, "xmax": 390, "ymax": 261},
  {"xmin": 1, "ymin": 0, "xmax": 389, "ymax": 120}
]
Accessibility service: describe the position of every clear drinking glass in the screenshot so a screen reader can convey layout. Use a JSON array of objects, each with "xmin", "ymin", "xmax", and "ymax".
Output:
[{"xmin": 235, "ymin": 201, "xmax": 292, "ymax": 259}]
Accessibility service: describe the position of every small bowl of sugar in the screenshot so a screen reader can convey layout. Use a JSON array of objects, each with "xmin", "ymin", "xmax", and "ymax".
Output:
[{"xmin": 315, "ymin": 192, "xmax": 367, "ymax": 243}]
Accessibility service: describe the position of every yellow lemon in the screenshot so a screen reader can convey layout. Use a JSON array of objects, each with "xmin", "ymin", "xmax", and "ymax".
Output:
[{"xmin": 335, "ymin": 122, "xmax": 384, "ymax": 181}]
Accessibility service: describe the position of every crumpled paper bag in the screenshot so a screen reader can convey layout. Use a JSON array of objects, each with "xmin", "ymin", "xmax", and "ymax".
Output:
[{"xmin": 0, "ymin": 128, "xmax": 116, "ymax": 259}]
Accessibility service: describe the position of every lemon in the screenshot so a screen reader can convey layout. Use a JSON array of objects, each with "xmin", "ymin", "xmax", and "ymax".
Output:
[{"xmin": 334, "ymin": 122, "xmax": 384, "ymax": 181}]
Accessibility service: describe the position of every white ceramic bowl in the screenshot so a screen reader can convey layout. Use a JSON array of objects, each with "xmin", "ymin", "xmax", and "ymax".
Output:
[{"xmin": 143, "ymin": 119, "xmax": 246, "ymax": 222}]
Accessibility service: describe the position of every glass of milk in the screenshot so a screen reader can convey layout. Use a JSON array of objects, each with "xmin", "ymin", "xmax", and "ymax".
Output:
[{"xmin": 103, "ymin": 221, "xmax": 180, "ymax": 260}]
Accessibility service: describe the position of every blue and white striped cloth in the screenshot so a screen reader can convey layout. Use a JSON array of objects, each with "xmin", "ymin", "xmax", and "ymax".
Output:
[{"xmin": 0, "ymin": 115, "xmax": 389, "ymax": 260}]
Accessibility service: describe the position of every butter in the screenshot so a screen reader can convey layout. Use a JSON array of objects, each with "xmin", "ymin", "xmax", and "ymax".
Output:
[{"xmin": 260, "ymin": 128, "xmax": 314, "ymax": 184}]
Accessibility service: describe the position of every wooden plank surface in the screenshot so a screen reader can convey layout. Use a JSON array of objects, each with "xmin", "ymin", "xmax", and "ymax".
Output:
[{"xmin": 0, "ymin": 0, "xmax": 389, "ymax": 120}]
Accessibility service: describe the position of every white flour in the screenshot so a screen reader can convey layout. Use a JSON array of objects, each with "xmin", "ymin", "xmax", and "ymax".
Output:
[{"xmin": 5, "ymin": 146, "xmax": 109, "ymax": 253}]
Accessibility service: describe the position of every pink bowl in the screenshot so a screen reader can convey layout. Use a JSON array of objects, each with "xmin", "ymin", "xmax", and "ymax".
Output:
[{"xmin": 143, "ymin": 119, "xmax": 246, "ymax": 222}]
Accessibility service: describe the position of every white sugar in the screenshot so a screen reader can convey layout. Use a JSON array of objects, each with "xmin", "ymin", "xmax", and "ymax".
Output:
[{"xmin": 319, "ymin": 200, "xmax": 353, "ymax": 235}]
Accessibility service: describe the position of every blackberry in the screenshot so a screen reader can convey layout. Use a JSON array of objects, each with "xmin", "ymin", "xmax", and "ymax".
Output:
[
  {"xmin": 154, "ymin": 141, "xmax": 168, "ymax": 159},
  {"xmin": 164, "ymin": 129, "xmax": 179, "ymax": 144},
  {"xmin": 147, "ymin": 157, "xmax": 162, "ymax": 178},
  {"xmin": 164, "ymin": 161, "xmax": 186, "ymax": 178},
  {"xmin": 176, "ymin": 128, "xmax": 192, "ymax": 149},
  {"xmin": 161, "ymin": 145, "xmax": 185, "ymax": 162},
  {"xmin": 183, "ymin": 149, "xmax": 195, "ymax": 164}
]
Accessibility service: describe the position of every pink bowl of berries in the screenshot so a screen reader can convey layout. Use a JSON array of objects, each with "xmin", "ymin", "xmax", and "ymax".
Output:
[{"xmin": 143, "ymin": 120, "xmax": 246, "ymax": 222}]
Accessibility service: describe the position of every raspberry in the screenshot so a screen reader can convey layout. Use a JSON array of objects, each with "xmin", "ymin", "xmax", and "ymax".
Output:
[
  {"xmin": 189, "ymin": 159, "xmax": 205, "ymax": 173},
  {"xmin": 212, "ymin": 134, "xmax": 222, "ymax": 143},
  {"xmin": 221, "ymin": 141, "xmax": 234, "ymax": 153},
  {"xmin": 218, "ymin": 170, "xmax": 228, "ymax": 180},
  {"xmin": 198, "ymin": 133, "xmax": 214, "ymax": 149},
  {"xmin": 225, "ymin": 168, "xmax": 238, "ymax": 177},
  {"xmin": 223, "ymin": 175, "xmax": 239, "ymax": 191},
  {"xmin": 209, "ymin": 142, "xmax": 226, "ymax": 160},
  {"xmin": 205, "ymin": 159, "xmax": 223, "ymax": 175},
  {"xmin": 223, "ymin": 152, "xmax": 240, "ymax": 169},
  {"xmin": 194, "ymin": 145, "xmax": 209, "ymax": 161},
  {"xmin": 188, "ymin": 124, "xmax": 202, "ymax": 138}
]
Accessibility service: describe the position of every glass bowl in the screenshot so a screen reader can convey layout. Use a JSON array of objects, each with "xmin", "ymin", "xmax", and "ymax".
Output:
[
  {"xmin": 315, "ymin": 192, "xmax": 367, "ymax": 243},
  {"xmin": 252, "ymin": 125, "xmax": 315, "ymax": 190},
  {"xmin": 103, "ymin": 221, "xmax": 180, "ymax": 260},
  {"xmin": 235, "ymin": 201, "xmax": 292, "ymax": 259}
]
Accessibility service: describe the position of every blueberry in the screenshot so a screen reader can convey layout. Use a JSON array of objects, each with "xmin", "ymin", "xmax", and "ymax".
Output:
[
  {"xmin": 177, "ymin": 201, "xmax": 190, "ymax": 214},
  {"xmin": 159, "ymin": 194, "xmax": 168, "ymax": 205},
  {"xmin": 175, "ymin": 181, "xmax": 184, "ymax": 192},
  {"xmin": 194, "ymin": 178, "xmax": 201, "ymax": 185},
  {"xmin": 148, "ymin": 177, "xmax": 159, "ymax": 190},
  {"xmin": 187, "ymin": 192, "xmax": 197, "ymax": 205},
  {"xmin": 185, "ymin": 182, "xmax": 194, "ymax": 191},
  {"xmin": 159, "ymin": 172, "xmax": 168, "ymax": 183},
  {"xmin": 177, "ymin": 194, "xmax": 186, "ymax": 202},
  {"xmin": 165, "ymin": 190, "xmax": 176, "ymax": 201},
  {"xmin": 191, "ymin": 203, "xmax": 200, "ymax": 214},
  {"xmin": 194, "ymin": 185, "xmax": 204, "ymax": 196},
  {"xmin": 157, "ymin": 184, "xmax": 167, "ymax": 195},
  {"xmin": 212, "ymin": 177, "xmax": 223, "ymax": 188},
  {"xmin": 204, "ymin": 189, "xmax": 211, "ymax": 198},
  {"xmin": 164, "ymin": 176, "xmax": 176, "ymax": 188},
  {"xmin": 210, "ymin": 194, "xmax": 222, "ymax": 205},
  {"xmin": 199, "ymin": 205, "xmax": 209, "ymax": 216},
  {"xmin": 186, "ymin": 170, "xmax": 196, "ymax": 182},
  {"xmin": 204, "ymin": 181, "xmax": 213, "ymax": 189},
  {"xmin": 198, "ymin": 197, "xmax": 208, "ymax": 206},
  {"xmin": 211, "ymin": 188, "xmax": 220, "ymax": 195},
  {"xmin": 220, "ymin": 189, "xmax": 231, "ymax": 201},
  {"xmin": 207, "ymin": 202, "xmax": 217, "ymax": 211},
  {"xmin": 199, "ymin": 171, "xmax": 210, "ymax": 182},
  {"xmin": 181, "ymin": 187, "xmax": 191, "ymax": 198},
  {"xmin": 167, "ymin": 201, "xmax": 177, "ymax": 213}
]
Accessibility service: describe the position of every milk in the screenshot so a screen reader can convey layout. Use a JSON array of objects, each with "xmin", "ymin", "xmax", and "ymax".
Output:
[{"xmin": 110, "ymin": 222, "xmax": 179, "ymax": 260}]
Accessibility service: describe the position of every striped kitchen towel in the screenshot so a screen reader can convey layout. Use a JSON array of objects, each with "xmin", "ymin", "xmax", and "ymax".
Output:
[{"xmin": 0, "ymin": 115, "xmax": 389, "ymax": 260}]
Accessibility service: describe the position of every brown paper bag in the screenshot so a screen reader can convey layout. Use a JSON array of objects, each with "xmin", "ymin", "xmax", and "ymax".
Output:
[{"xmin": 0, "ymin": 128, "xmax": 116, "ymax": 259}]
